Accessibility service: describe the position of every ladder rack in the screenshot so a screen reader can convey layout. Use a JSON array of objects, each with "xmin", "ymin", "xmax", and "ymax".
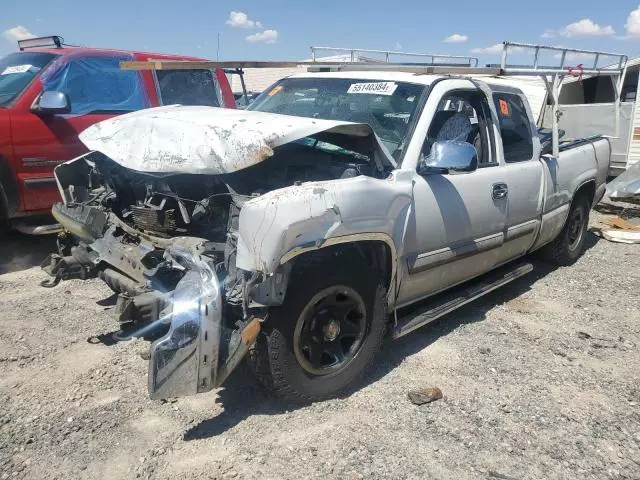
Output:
[
  {"xmin": 498, "ymin": 42, "xmax": 628, "ymax": 157},
  {"xmin": 120, "ymin": 41, "xmax": 628, "ymax": 157},
  {"xmin": 309, "ymin": 46, "xmax": 479, "ymax": 66}
]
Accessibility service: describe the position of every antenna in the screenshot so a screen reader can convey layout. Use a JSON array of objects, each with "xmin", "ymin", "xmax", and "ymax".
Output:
[{"xmin": 216, "ymin": 33, "xmax": 220, "ymax": 61}]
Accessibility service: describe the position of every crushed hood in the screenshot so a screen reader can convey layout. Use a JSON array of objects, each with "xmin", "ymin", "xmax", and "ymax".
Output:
[{"xmin": 79, "ymin": 105, "xmax": 396, "ymax": 175}]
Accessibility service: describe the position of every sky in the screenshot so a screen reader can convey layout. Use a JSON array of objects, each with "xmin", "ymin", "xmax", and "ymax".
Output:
[{"xmin": 2, "ymin": 1, "xmax": 640, "ymax": 66}]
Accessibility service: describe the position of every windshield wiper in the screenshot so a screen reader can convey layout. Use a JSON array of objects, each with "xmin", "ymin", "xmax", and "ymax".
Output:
[{"xmin": 303, "ymin": 138, "xmax": 370, "ymax": 162}]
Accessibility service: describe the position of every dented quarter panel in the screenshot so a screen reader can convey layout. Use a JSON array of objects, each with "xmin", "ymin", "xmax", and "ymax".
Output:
[{"xmin": 235, "ymin": 173, "xmax": 413, "ymax": 278}]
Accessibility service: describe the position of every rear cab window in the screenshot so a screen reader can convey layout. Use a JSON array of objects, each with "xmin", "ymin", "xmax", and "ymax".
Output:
[
  {"xmin": 155, "ymin": 70, "xmax": 221, "ymax": 107},
  {"xmin": 492, "ymin": 93, "xmax": 533, "ymax": 162}
]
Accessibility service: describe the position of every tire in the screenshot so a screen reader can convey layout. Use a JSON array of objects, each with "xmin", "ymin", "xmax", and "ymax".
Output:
[
  {"xmin": 248, "ymin": 252, "xmax": 387, "ymax": 403},
  {"xmin": 0, "ymin": 189, "xmax": 9, "ymax": 238},
  {"xmin": 539, "ymin": 194, "xmax": 590, "ymax": 266}
]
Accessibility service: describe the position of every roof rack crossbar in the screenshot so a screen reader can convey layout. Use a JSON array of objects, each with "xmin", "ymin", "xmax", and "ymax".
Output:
[
  {"xmin": 498, "ymin": 41, "xmax": 628, "ymax": 158},
  {"xmin": 309, "ymin": 46, "xmax": 479, "ymax": 67},
  {"xmin": 500, "ymin": 41, "xmax": 628, "ymax": 74}
]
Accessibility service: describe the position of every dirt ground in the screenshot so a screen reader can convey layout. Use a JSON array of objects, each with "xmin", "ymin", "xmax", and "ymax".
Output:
[{"xmin": 1, "ymin": 203, "xmax": 639, "ymax": 480}]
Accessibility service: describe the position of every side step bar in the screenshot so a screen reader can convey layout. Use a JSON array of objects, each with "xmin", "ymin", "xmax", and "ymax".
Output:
[
  {"xmin": 392, "ymin": 262, "xmax": 533, "ymax": 339},
  {"xmin": 13, "ymin": 221, "xmax": 62, "ymax": 235}
]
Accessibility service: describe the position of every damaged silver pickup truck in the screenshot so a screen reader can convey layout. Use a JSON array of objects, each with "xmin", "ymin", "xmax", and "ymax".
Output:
[{"xmin": 42, "ymin": 72, "xmax": 610, "ymax": 402}]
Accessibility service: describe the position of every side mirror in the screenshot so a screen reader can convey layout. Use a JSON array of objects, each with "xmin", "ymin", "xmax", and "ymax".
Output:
[
  {"xmin": 35, "ymin": 91, "xmax": 71, "ymax": 114},
  {"xmin": 419, "ymin": 140, "xmax": 478, "ymax": 175}
]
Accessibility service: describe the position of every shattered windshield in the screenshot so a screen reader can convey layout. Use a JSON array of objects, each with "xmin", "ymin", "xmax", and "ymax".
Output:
[
  {"xmin": 0, "ymin": 52, "xmax": 58, "ymax": 107},
  {"xmin": 248, "ymin": 77, "xmax": 425, "ymax": 158}
]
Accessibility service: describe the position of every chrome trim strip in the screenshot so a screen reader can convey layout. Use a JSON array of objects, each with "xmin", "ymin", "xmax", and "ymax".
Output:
[
  {"xmin": 505, "ymin": 219, "xmax": 538, "ymax": 241},
  {"xmin": 409, "ymin": 232, "xmax": 504, "ymax": 274},
  {"xmin": 23, "ymin": 177, "xmax": 57, "ymax": 189},
  {"xmin": 22, "ymin": 158, "xmax": 66, "ymax": 167}
]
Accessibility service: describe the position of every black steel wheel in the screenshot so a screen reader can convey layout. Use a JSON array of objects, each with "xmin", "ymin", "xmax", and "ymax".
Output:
[
  {"xmin": 293, "ymin": 286, "xmax": 367, "ymax": 376},
  {"xmin": 566, "ymin": 207, "xmax": 585, "ymax": 251},
  {"xmin": 248, "ymin": 251, "xmax": 387, "ymax": 403},
  {"xmin": 539, "ymin": 194, "xmax": 590, "ymax": 266}
]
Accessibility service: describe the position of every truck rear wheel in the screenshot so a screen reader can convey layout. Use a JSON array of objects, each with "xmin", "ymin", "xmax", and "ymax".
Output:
[
  {"xmin": 248, "ymin": 253, "xmax": 387, "ymax": 403},
  {"xmin": 540, "ymin": 195, "xmax": 590, "ymax": 266}
]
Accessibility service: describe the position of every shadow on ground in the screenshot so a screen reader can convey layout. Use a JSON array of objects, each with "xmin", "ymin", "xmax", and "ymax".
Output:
[
  {"xmin": 183, "ymin": 242, "xmax": 598, "ymax": 440},
  {"xmin": 0, "ymin": 231, "xmax": 57, "ymax": 275}
]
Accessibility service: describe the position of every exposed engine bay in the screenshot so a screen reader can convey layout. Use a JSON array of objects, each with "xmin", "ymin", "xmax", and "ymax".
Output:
[{"xmin": 46, "ymin": 139, "xmax": 382, "ymax": 324}]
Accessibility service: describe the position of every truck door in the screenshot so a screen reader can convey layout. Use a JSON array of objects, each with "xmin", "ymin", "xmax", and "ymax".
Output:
[
  {"xmin": 10, "ymin": 52, "xmax": 149, "ymax": 211},
  {"xmin": 490, "ymin": 91, "xmax": 544, "ymax": 263},
  {"xmin": 397, "ymin": 88, "xmax": 508, "ymax": 307}
]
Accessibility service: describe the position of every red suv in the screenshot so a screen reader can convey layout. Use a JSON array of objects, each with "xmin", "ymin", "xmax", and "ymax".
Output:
[{"xmin": 0, "ymin": 36, "xmax": 236, "ymax": 234}]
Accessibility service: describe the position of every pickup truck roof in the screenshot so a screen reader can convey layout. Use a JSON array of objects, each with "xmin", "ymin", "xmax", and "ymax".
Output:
[
  {"xmin": 283, "ymin": 71, "xmax": 532, "ymax": 96},
  {"xmin": 19, "ymin": 46, "xmax": 207, "ymax": 62},
  {"xmin": 288, "ymin": 70, "xmax": 439, "ymax": 85}
]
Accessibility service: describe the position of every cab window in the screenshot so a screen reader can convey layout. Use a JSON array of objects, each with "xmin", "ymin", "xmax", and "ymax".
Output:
[
  {"xmin": 492, "ymin": 93, "xmax": 533, "ymax": 163},
  {"xmin": 155, "ymin": 69, "xmax": 221, "ymax": 107},
  {"xmin": 421, "ymin": 90, "xmax": 495, "ymax": 166}
]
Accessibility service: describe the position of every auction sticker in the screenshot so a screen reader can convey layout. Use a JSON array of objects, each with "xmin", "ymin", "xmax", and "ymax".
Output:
[
  {"xmin": 498, "ymin": 99, "xmax": 510, "ymax": 117},
  {"xmin": 1, "ymin": 65, "xmax": 32, "ymax": 75},
  {"xmin": 347, "ymin": 82, "xmax": 398, "ymax": 95},
  {"xmin": 268, "ymin": 85, "xmax": 283, "ymax": 96}
]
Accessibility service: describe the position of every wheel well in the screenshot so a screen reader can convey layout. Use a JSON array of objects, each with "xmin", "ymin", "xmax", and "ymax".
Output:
[
  {"xmin": 0, "ymin": 154, "xmax": 20, "ymax": 218},
  {"xmin": 574, "ymin": 180, "xmax": 596, "ymax": 207},
  {"xmin": 290, "ymin": 240, "xmax": 393, "ymax": 290}
]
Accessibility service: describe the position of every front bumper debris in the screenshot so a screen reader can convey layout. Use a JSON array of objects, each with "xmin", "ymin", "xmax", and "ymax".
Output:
[{"xmin": 148, "ymin": 254, "xmax": 222, "ymax": 399}]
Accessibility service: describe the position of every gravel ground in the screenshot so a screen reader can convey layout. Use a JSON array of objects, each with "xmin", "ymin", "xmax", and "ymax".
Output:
[{"xmin": 1, "ymin": 202, "xmax": 639, "ymax": 480}]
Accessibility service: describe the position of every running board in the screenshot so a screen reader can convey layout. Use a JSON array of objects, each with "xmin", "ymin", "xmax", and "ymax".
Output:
[
  {"xmin": 13, "ymin": 221, "xmax": 62, "ymax": 235},
  {"xmin": 392, "ymin": 262, "xmax": 533, "ymax": 339}
]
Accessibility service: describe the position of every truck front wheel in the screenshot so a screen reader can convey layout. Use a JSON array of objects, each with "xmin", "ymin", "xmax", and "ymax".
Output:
[
  {"xmin": 248, "ymin": 254, "xmax": 387, "ymax": 403},
  {"xmin": 540, "ymin": 195, "xmax": 590, "ymax": 266}
]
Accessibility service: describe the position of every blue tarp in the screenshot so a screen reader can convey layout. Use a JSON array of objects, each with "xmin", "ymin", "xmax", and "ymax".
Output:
[{"xmin": 41, "ymin": 53, "xmax": 149, "ymax": 115}]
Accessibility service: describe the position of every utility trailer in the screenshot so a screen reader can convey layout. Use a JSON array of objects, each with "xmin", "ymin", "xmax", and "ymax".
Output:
[{"xmin": 539, "ymin": 56, "xmax": 640, "ymax": 175}]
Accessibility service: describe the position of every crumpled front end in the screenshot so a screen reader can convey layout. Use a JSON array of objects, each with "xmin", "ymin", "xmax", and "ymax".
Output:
[
  {"xmin": 41, "ymin": 154, "xmax": 266, "ymax": 399},
  {"xmin": 40, "ymin": 106, "xmax": 398, "ymax": 399}
]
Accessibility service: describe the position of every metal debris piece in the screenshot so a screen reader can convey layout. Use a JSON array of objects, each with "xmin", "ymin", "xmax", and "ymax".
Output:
[
  {"xmin": 407, "ymin": 387, "xmax": 443, "ymax": 405},
  {"xmin": 607, "ymin": 162, "xmax": 640, "ymax": 204}
]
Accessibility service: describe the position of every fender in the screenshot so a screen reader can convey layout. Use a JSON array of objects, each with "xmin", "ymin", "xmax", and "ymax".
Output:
[{"xmin": 235, "ymin": 173, "xmax": 413, "ymax": 296}]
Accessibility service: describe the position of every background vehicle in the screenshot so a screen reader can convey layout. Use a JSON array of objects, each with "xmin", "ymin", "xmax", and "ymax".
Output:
[
  {"xmin": 234, "ymin": 91, "xmax": 261, "ymax": 109},
  {"xmin": 42, "ymin": 42, "xmax": 619, "ymax": 404},
  {"xmin": 0, "ymin": 35, "xmax": 236, "ymax": 235}
]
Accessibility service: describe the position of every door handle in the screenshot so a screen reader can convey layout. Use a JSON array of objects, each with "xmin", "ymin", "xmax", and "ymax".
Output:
[{"xmin": 492, "ymin": 183, "xmax": 508, "ymax": 199}]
